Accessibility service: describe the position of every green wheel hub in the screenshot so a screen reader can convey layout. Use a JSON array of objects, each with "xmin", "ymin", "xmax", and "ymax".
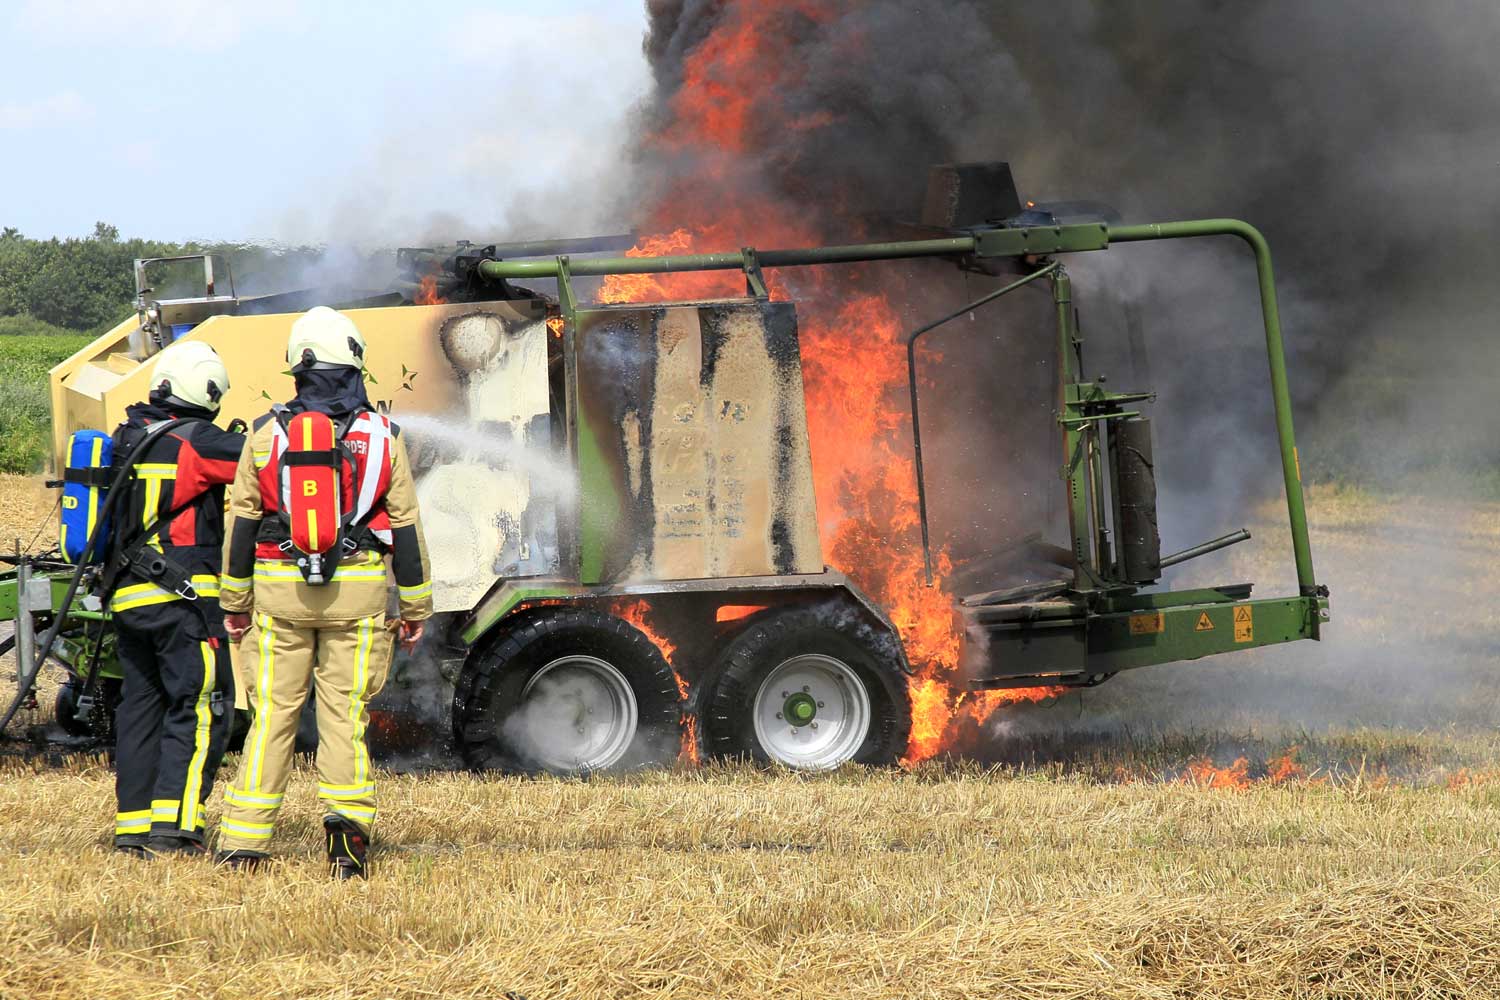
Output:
[{"xmin": 783, "ymin": 691, "xmax": 817, "ymax": 725}]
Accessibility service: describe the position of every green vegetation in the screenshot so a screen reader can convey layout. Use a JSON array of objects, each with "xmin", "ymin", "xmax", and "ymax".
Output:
[
  {"xmin": 0, "ymin": 333, "xmax": 92, "ymax": 473},
  {"xmin": 0, "ymin": 222, "xmax": 350, "ymax": 473},
  {"xmin": 0, "ymin": 223, "xmax": 338, "ymax": 335}
]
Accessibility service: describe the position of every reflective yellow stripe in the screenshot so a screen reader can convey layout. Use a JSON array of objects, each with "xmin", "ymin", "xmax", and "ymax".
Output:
[
  {"xmin": 150, "ymin": 799, "xmax": 180, "ymax": 824},
  {"xmin": 253, "ymin": 561, "xmax": 385, "ymax": 583},
  {"xmin": 245, "ymin": 613, "xmax": 276, "ymax": 791},
  {"xmin": 179, "ymin": 641, "xmax": 215, "ymax": 833},
  {"xmin": 252, "ymin": 450, "xmax": 271, "ymax": 470},
  {"xmin": 327, "ymin": 801, "xmax": 376, "ymax": 822},
  {"xmin": 220, "ymin": 574, "xmax": 252, "ymax": 592},
  {"xmin": 109, "ymin": 575, "xmax": 221, "ymax": 612},
  {"xmin": 398, "ymin": 581, "xmax": 432, "ymax": 601},
  {"xmin": 351, "ymin": 616, "xmax": 374, "ymax": 788},
  {"xmin": 84, "ymin": 435, "xmax": 103, "ymax": 556},
  {"xmin": 115, "ymin": 808, "xmax": 151, "ymax": 835},
  {"xmin": 143, "ymin": 474, "xmax": 161, "ymax": 549},
  {"xmin": 219, "ymin": 818, "xmax": 275, "ymax": 840},
  {"xmin": 224, "ymin": 787, "xmax": 283, "ymax": 809},
  {"xmin": 318, "ymin": 782, "xmax": 376, "ymax": 800}
]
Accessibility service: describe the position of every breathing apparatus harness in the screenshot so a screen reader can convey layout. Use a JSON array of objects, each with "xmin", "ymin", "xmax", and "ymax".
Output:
[
  {"xmin": 267, "ymin": 403, "xmax": 383, "ymax": 585},
  {"xmin": 0, "ymin": 416, "xmax": 195, "ymax": 736}
]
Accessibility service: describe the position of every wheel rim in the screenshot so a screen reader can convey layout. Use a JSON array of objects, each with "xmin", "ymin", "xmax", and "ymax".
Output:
[
  {"xmin": 515, "ymin": 655, "xmax": 638, "ymax": 772},
  {"xmin": 752, "ymin": 653, "xmax": 871, "ymax": 770}
]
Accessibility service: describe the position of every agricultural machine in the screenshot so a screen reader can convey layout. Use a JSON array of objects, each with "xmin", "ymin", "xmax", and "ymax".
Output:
[{"xmin": 0, "ymin": 164, "xmax": 1330, "ymax": 771}]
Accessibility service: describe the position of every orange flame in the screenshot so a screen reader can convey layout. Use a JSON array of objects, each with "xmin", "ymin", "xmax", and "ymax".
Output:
[
  {"xmin": 602, "ymin": 0, "xmax": 1058, "ymax": 765},
  {"xmin": 415, "ymin": 274, "xmax": 446, "ymax": 306},
  {"xmin": 1182, "ymin": 757, "xmax": 1252, "ymax": 790},
  {"xmin": 614, "ymin": 598, "xmax": 699, "ymax": 764}
]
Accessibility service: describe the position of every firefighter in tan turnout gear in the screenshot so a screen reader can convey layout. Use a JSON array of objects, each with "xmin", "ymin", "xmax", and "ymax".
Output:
[{"xmin": 216, "ymin": 306, "xmax": 433, "ymax": 878}]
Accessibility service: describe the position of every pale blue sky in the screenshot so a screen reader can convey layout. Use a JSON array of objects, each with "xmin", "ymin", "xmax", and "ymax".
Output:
[{"xmin": 0, "ymin": 0, "xmax": 651, "ymax": 243}]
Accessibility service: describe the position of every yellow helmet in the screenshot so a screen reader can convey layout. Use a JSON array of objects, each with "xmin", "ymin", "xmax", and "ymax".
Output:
[
  {"xmin": 150, "ymin": 340, "xmax": 230, "ymax": 413},
  {"xmin": 286, "ymin": 306, "xmax": 366, "ymax": 372}
]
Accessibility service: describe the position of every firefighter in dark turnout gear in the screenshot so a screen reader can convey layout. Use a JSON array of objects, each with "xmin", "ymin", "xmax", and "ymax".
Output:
[
  {"xmin": 110, "ymin": 340, "xmax": 243, "ymax": 857},
  {"xmin": 217, "ymin": 307, "xmax": 433, "ymax": 879}
]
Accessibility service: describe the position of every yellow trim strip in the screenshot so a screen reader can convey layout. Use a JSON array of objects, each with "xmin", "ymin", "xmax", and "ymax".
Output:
[
  {"xmin": 220, "ymin": 574, "xmax": 252, "ymax": 592},
  {"xmin": 327, "ymin": 801, "xmax": 377, "ymax": 822},
  {"xmin": 82, "ymin": 434, "xmax": 103, "ymax": 559},
  {"xmin": 253, "ymin": 564, "xmax": 385, "ymax": 583},
  {"xmin": 109, "ymin": 575, "xmax": 222, "ymax": 612},
  {"xmin": 219, "ymin": 818, "xmax": 275, "ymax": 840},
  {"xmin": 179, "ymin": 641, "xmax": 216, "ymax": 833},
  {"xmin": 115, "ymin": 820, "xmax": 151, "ymax": 835},
  {"xmin": 398, "ymin": 581, "xmax": 433, "ymax": 601},
  {"xmin": 351, "ymin": 616, "xmax": 373, "ymax": 788},
  {"xmin": 224, "ymin": 787, "xmax": 283, "ymax": 809},
  {"xmin": 246, "ymin": 613, "xmax": 276, "ymax": 791},
  {"xmin": 317, "ymin": 782, "xmax": 376, "ymax": 800}
]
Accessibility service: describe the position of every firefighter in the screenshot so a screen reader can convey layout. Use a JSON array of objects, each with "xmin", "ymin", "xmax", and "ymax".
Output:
[
  {"xmin": 216, "ymin": 306, "xmax": 433, "ymax": 879},
  {"xmin": 110, "ymin": 340, "xmax": 243, "ymax": 858}
]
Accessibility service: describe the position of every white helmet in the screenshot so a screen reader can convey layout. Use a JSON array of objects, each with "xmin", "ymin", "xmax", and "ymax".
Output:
[
  {"xmin": 287, "ymin": 306, "xmax": 366, "ymax": 372},
  {"xmin": 150, "ymin": 340, "xmax": 230, "ymax": 413}
]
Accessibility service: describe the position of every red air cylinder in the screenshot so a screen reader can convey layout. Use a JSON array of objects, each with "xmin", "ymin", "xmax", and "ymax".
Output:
[{"xmin": 284, "ymin": 411, "xmax": 341, "ymax": 557}]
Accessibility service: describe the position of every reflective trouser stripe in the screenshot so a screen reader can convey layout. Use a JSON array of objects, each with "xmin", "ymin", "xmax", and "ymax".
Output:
[
  {"xmin": 151, "ymin": 799, "xmax": 180, "ymax": 824},
  {"xmin": 351, "ymin": 617, "xmax": 373, "ymax": 788},
  {"xmin": 317, "ymin": 782, "xmax": 376, "ymax": 800},
  {"xmin": 219, "ymin": 818, "xmax": 275, "ymax": 841},
  {"xmin": 326, "ymin": 801, "xmax": 377, "ymax": 824},
  {"xmin": 224, "ymin": 787, "xmax": 283, "ymax": 808},
  {"xmin": 115, "ymin": 810, "xmax": 151, "ymax": 836},
  {"xmin": 178, "ymin": 641, "xmax": 216, "ymax": 833},
  {"xmin": 245, "ymin": 614, "xmax": 276, "ymax": 791}
]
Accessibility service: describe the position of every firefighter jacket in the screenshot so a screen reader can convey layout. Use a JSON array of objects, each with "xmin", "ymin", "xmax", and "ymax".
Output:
[
  {"xmin": 220, "ymin": 408, "xmax": 433, "ymax": 623},
  {"xmin": 107, "ymin": 402, "xmax": 244, "ymax": 614}
]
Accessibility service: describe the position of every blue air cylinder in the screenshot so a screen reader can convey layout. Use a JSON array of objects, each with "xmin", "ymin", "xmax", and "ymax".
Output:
[{"xmin": 60, "ymin": 430, "xmax": 114, "ymax": 564}]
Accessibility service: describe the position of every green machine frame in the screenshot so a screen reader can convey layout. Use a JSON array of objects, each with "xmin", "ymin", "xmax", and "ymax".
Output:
[{"xmin": 465, "ymin": 218, "xmax": 1329, "ymax": 680}]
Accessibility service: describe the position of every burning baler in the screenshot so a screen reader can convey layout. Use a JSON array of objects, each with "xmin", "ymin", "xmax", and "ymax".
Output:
[{"xmin": 2, "ymin": 164, "xmax": 1329, "ymax": 772}]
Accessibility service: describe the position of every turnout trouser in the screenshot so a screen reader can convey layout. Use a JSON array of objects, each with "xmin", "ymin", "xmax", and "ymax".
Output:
[
  {"xmin": 218, "ymin": 610, "xmax": 393, "ymax": 852},
  {"xmin": 113, "ymin": 599, "xmax": 234, "ymax": 847}
]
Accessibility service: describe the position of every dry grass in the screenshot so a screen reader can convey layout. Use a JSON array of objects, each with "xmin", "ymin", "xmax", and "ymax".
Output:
[
  {"xmin": 3, "ymin": 482, "xmax": 1500, "ymax": 997},
  {"xmin": 0, "ymin": 473, "xmax": 56, "ymax": 554},
  {"xmin": 3, "ymin": 757, "xmax": 1500, "ymax": 999}
]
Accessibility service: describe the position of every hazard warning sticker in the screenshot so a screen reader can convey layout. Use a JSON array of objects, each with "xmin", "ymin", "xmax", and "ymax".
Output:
[
  {"xmin": 1195, "ymin": 612, "xmax": 1215, "ymax": 632},
  {"xmin": 1234, "ymin": 605, "xmax": 1254, "ymax": 643},
  {"xmin": 1129, "ymin": 612, "xmax": 1165, "ymax": 635}
]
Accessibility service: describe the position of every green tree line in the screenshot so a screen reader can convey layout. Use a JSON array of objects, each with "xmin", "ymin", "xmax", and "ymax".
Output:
[{"xmin": 0, "ymin": 222, "xmax": 332, "ymax": 334}]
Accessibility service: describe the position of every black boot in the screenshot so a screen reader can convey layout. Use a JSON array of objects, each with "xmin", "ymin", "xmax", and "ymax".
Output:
[
  {"xmin": 148, "ymin": 834, "xmax": 208, "ymax": 857},
  {"xmin": 214, "ymin": 849, "xmax": 269, "ymax": 872},
  {"xmin": 324, "ymin": 816, "xmax": 369, "ymax": 880},
  {"xmin": 114, "ymin": 843, "xmax": 153, "ymax": 860}
]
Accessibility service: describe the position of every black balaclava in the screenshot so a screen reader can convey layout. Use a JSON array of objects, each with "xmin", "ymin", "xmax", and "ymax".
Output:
[
  {"xmin": 138, "ymin": 392, "xmax": 216, "ymax": 424},
  {"xmin": 287, "ymin": 367, "xmax": 372, "ymax": 419}
]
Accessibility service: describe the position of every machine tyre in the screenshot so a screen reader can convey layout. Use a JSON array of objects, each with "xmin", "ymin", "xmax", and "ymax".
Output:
[
  {"xmin": 54, "ymin": 677, "xmax": 122, "ymax": 742},
  {"xmin": 700, "ymin": 606, "xmax": 910, "ymax": 769},
  {"xmin": 454, "ymin": 608, "xmax": 681, "ymax": 775}
]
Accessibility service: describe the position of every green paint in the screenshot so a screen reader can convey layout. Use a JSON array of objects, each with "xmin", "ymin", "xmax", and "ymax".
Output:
[
  {"xmin": 573, "ymin": 381, "xmax": 623, "ymax": 586},
  {"xmin": 1108, "ymin": 220, "xmax": 1316, "ymax": 595},
  {"xmin": 461, "ymin": 583, "xmax": 588, "ymax": 647},
  {"xmin": 784, "ymin": 692, "xmax": 817, "ymax": 725}
]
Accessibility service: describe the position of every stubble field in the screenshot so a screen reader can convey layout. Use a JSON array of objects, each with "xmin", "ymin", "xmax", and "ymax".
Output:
[{"xmin": 2, "ymin": 479, "xmax": 1499, "ymax": 999}]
